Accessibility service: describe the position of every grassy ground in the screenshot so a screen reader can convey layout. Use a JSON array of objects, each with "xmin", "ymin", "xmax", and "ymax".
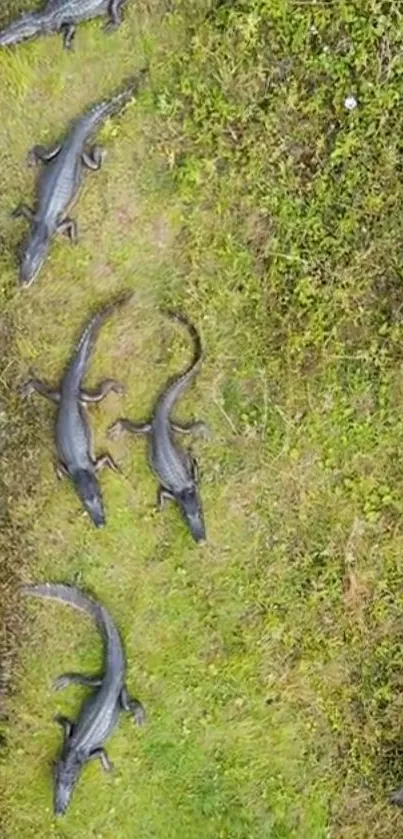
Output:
[{"xmin": 2, "ymin": 0, "xmax": 403, "ymax": 836}]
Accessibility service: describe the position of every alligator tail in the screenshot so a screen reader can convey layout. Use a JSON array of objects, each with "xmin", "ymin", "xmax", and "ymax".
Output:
[
  {"xmin": 83, "ymin": 68, "xmax": 149, "ymax": 133},
  {"xmin": 66, "ymin": 291, "xmax": 134, "ymax": 388},
  {"xmin": 23, "ymin": 583, "xmax": 122, "ymax": 664},
  {"xmin": 165, "ymin": 310, "xmax": 203, "ymax": 373},
  {"xmin": 23, "ymin": 583, "xmax": 102, "ymax": 623},
  {"xmin": 156, "ymin": 310, "xmax": 203, "ymax": 416}
]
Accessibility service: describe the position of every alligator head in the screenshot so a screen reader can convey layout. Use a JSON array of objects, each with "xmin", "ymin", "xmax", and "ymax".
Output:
[
  {"xmin": 177, "ymin": 485, "xmax": 206, "ymax": 543},
  {"xmin": 53, "ymin": 751, "xmax": 82, "ymax": 816},
  {"xmin": 72, "ymin": 469, "xmax": 105, "ymax": 528},
  {"xmin": 19, "ymin": 222, "xmax": 51, "ymax": 287}
]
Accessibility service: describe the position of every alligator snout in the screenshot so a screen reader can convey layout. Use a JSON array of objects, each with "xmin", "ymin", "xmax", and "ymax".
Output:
[
  {"xmin": 73, "ymin": 470, "xmax": 106, "ymax": 528},
  {"xmin": 19, "ymin": 227, "xmax": 50, "ymax": 287},
  {"xmin": 188, "ymin": 514, "xmax": 206, "ymax": 544}
]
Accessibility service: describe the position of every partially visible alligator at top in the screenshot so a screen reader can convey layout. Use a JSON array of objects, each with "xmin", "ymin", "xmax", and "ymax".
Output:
[
  {"xmin": 0, "ymin": 0, "xmax": 127, "ymax": 50},
  {"xmin": 108, "ymin": 310, "xmax": 208, "ymax": 543},
  {"xmin": 11, "ymin": 71, "xmax": 146, "ymax": 287},
  {"xmin": 21, "ymin": 293, "xmax": 133, "ymax": 527},
  {"xmin": 23, "ymin": 582, "xmax": 145, "ymax": 816}
]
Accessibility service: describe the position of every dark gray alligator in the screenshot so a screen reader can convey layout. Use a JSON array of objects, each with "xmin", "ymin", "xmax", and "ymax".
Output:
[
  {"xmin": 12, "ymin": 72, "xmax": 145, "ymax": 287},
  {"xmin": 23, "ymin": 582, "xmax": 145, "ymax": 816},
  {"xmin": 108, "ymin": 311, "xmax": 208, "ymax": 542},
  {"xmin": 22, "ymin": 294, "xmax": 132, "ymax": 527},
  {"xmin": 0, "ymin": 0, "xmax": 126, "ymax": 49}
]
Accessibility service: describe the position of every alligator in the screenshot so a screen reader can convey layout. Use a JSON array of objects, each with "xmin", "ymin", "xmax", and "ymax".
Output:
[
  {"xmin": 11, "ymin": 71, "xmax": 146, "ymax": 287},
  {"xmin": 108, "ymin": 310, "xmax": 208, "ymax": 542},
  {"xmin": 0, "ymin": 0, "xmax": 127, "ymax": 50},
  {"xmin": 21, "ymin": 294, "xmax": 132, "ymax": 527},
  {"xmin": 23, "ymin": 582, "xmax": 145, "ymax": 815}
]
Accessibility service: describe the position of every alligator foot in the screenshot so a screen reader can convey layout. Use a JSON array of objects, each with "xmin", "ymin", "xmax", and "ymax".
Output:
[
  {"xmin": 60, "ymin": 21, "xmax": 76, "ymax": 50},
  {"xmin": 57, "ymin": 217, "xmax": 78, "ymax": 243},
  {"xmin": 171, "ymin": 419, "xmax": 210, "ymax": 438},
  {"xmin": 55, "ymin": 461, "xmax": 69, "ymax": 480},
  {"xmin": 95, "ymin": 453, "xmax": 120, "ymax": 472},
  {"xmin": 27, "ymin": 143, "xmax": 61, "ymax": 167},
  {"xmin": 80, "ymin": 379, "xmax": 125, "ymax": 403},
  {"xmin": 120, "ymin": 686, "xmax": 146, "ymax": 726},
  {"xmin": 89, "ymin": 747, "xmax": 113, "ymax": 772},
  {"xmin": 108, "ymin": 418, "xmax": 151, "ymax": 439},
  {"xmin": 82, "ymin": 145, "xmax": 104, "ymax": 171},
  {"xmin": 11, "ymin": 204, "xmax": 34, "ymax": 222},
  {"xmin": 53, "ymin": 672, "xmax": 102, "ymax": 691},
  {"xmin": 157, "ymin": 486, "xmax": 175, "ymax": 511},
  {"xmin": 20, "ymin": 377, "xmax": 60, "ymax": 403}
]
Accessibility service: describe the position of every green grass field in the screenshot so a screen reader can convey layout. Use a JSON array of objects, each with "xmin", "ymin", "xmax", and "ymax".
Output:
[{"xmin": 2, "ymin": 0, "xmax": 403, "ymax": 835}]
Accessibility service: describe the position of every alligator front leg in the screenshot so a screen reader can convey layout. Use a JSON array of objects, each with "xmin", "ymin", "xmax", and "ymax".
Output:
[
  {"xmin": 54, "ymin": 714, "xmax": 74, "ymax": 743},
  {"xmin": 88, "ymin": 748, "xmax": 113, "ymax": 772},
  {"xmin": 120, "ymin": 686, "xmax": 146, "ymax": 725},
  {"xmin": 60, "ymin": 21, "xmax": 76, "ymax": 50},
  {"xmin": 82, "ymin": 146, "xmax": 104, "ymax": 171},
  {"xmin": 95, "ymin": 453, "xmax": 120, "ymax": 472},
  {"xmin": 53, "ymin": 673, "xmax": 102, "ymax": 691},
  {"xmin": 106, "ymin": 0, "xmax": 125, "ymax": 29},
  {"xmin": 171, "ymin": 420, "xmax": 209, "ymax": 437},
  {"xmin": 80, "ymin": 379, "xmax": 125, "ymax": 404},
  {"xmin": 55, "ymin": 461, "xmax": 69, "ymax": 480},
  {"xmin": 188, "ymin": 452, "xmax": 200, "ymax": 483},
  {"xmin": 27, "ymin": 143, "xmax": 61, "ymax": 167},
  {"xmin": 157, "ymin": 486, "xmax": 175, "ymax": 511},
  {"xmin": 57, "ymin": 217, "xmax": 78, "ymax": 243},
  {"xmin": 108, "ymin": 418, "xmax": 152, "ymax": 439},
  {"xmin": 20, "ymin": 377, "xmax": 61, "ymax": 403},
  {"xmin": 11, "ymin": 204, "xmax": 34, "ymax": 222}
]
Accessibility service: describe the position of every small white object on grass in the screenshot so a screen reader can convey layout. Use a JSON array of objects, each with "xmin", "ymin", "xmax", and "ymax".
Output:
[{"xmin": 344, "ymin": 95, "xmax": 358, "ymax": 111}]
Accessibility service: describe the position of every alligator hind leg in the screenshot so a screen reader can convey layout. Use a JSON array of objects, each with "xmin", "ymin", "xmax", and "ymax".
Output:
[
  {"xmin": 27, "ymin": 144, "xmax": 61, "ymax": 167},
  {"xmin": 108, "ymin": 418, "xmax": 151, "ymax": 439},
  {"xmin": 20, "ymin": 377, "xmax": 60, "ymax": 403},
  {"xmin": 120, "ymin": 686, "xmax": 146, "ymax": 725},
  {"xmin": 60, "ymin": 22, "xmax": 76, "ymax": 49},
  {"xmin": 11, "ymin": 204, "xmax": 34, "ymax": 222},
  {"xmin": 57, "ymin": 217, "xmax": 78, "ymax": 243},
  {"xmin": 80, "ymin": 379, "xmax": 125, "ymax": 404},
  {"xmin": 157, "ymin": 486, "xmax": 175, "ymax": 511},
  {"xmin": 53, "ymin": 673, "xmax": 102, "ymax": 691},
  {"xmin": 89, "ymin": 747, "xmax": 113, "ymax": 772},
  {"xmin": 95, "ymin": 453, "xmax": 120, "ymax": 472},
  {"xmin": 171, "ymin": 420, "xmax": 209, "ymax": 437},
  {"xmin": 82, "ymin": 146, "xmax": 104, "ymax": 171}
]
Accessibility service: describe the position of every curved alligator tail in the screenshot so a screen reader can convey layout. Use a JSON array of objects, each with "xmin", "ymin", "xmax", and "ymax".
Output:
[
  {"xmin": 67, "ymin": 290, "xmax": 134, "ymax": 389},
  {"xmin": 83, "ymin": 67, "xmax": 149, "ymax": 134},
  {"xmin": 166, "ymin": 310, "xmax": 203, "ymax": 372},
  {"xmin": 23, "ymin": 582, "xmax": 103, "ymax": 623},
  {"xmin": 23, "ymin": 583, "xmax": 124, "ymax": 673},
  {"xmin": 156, "ymin": 310, "xmax": 203, "ymax": 416}
]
